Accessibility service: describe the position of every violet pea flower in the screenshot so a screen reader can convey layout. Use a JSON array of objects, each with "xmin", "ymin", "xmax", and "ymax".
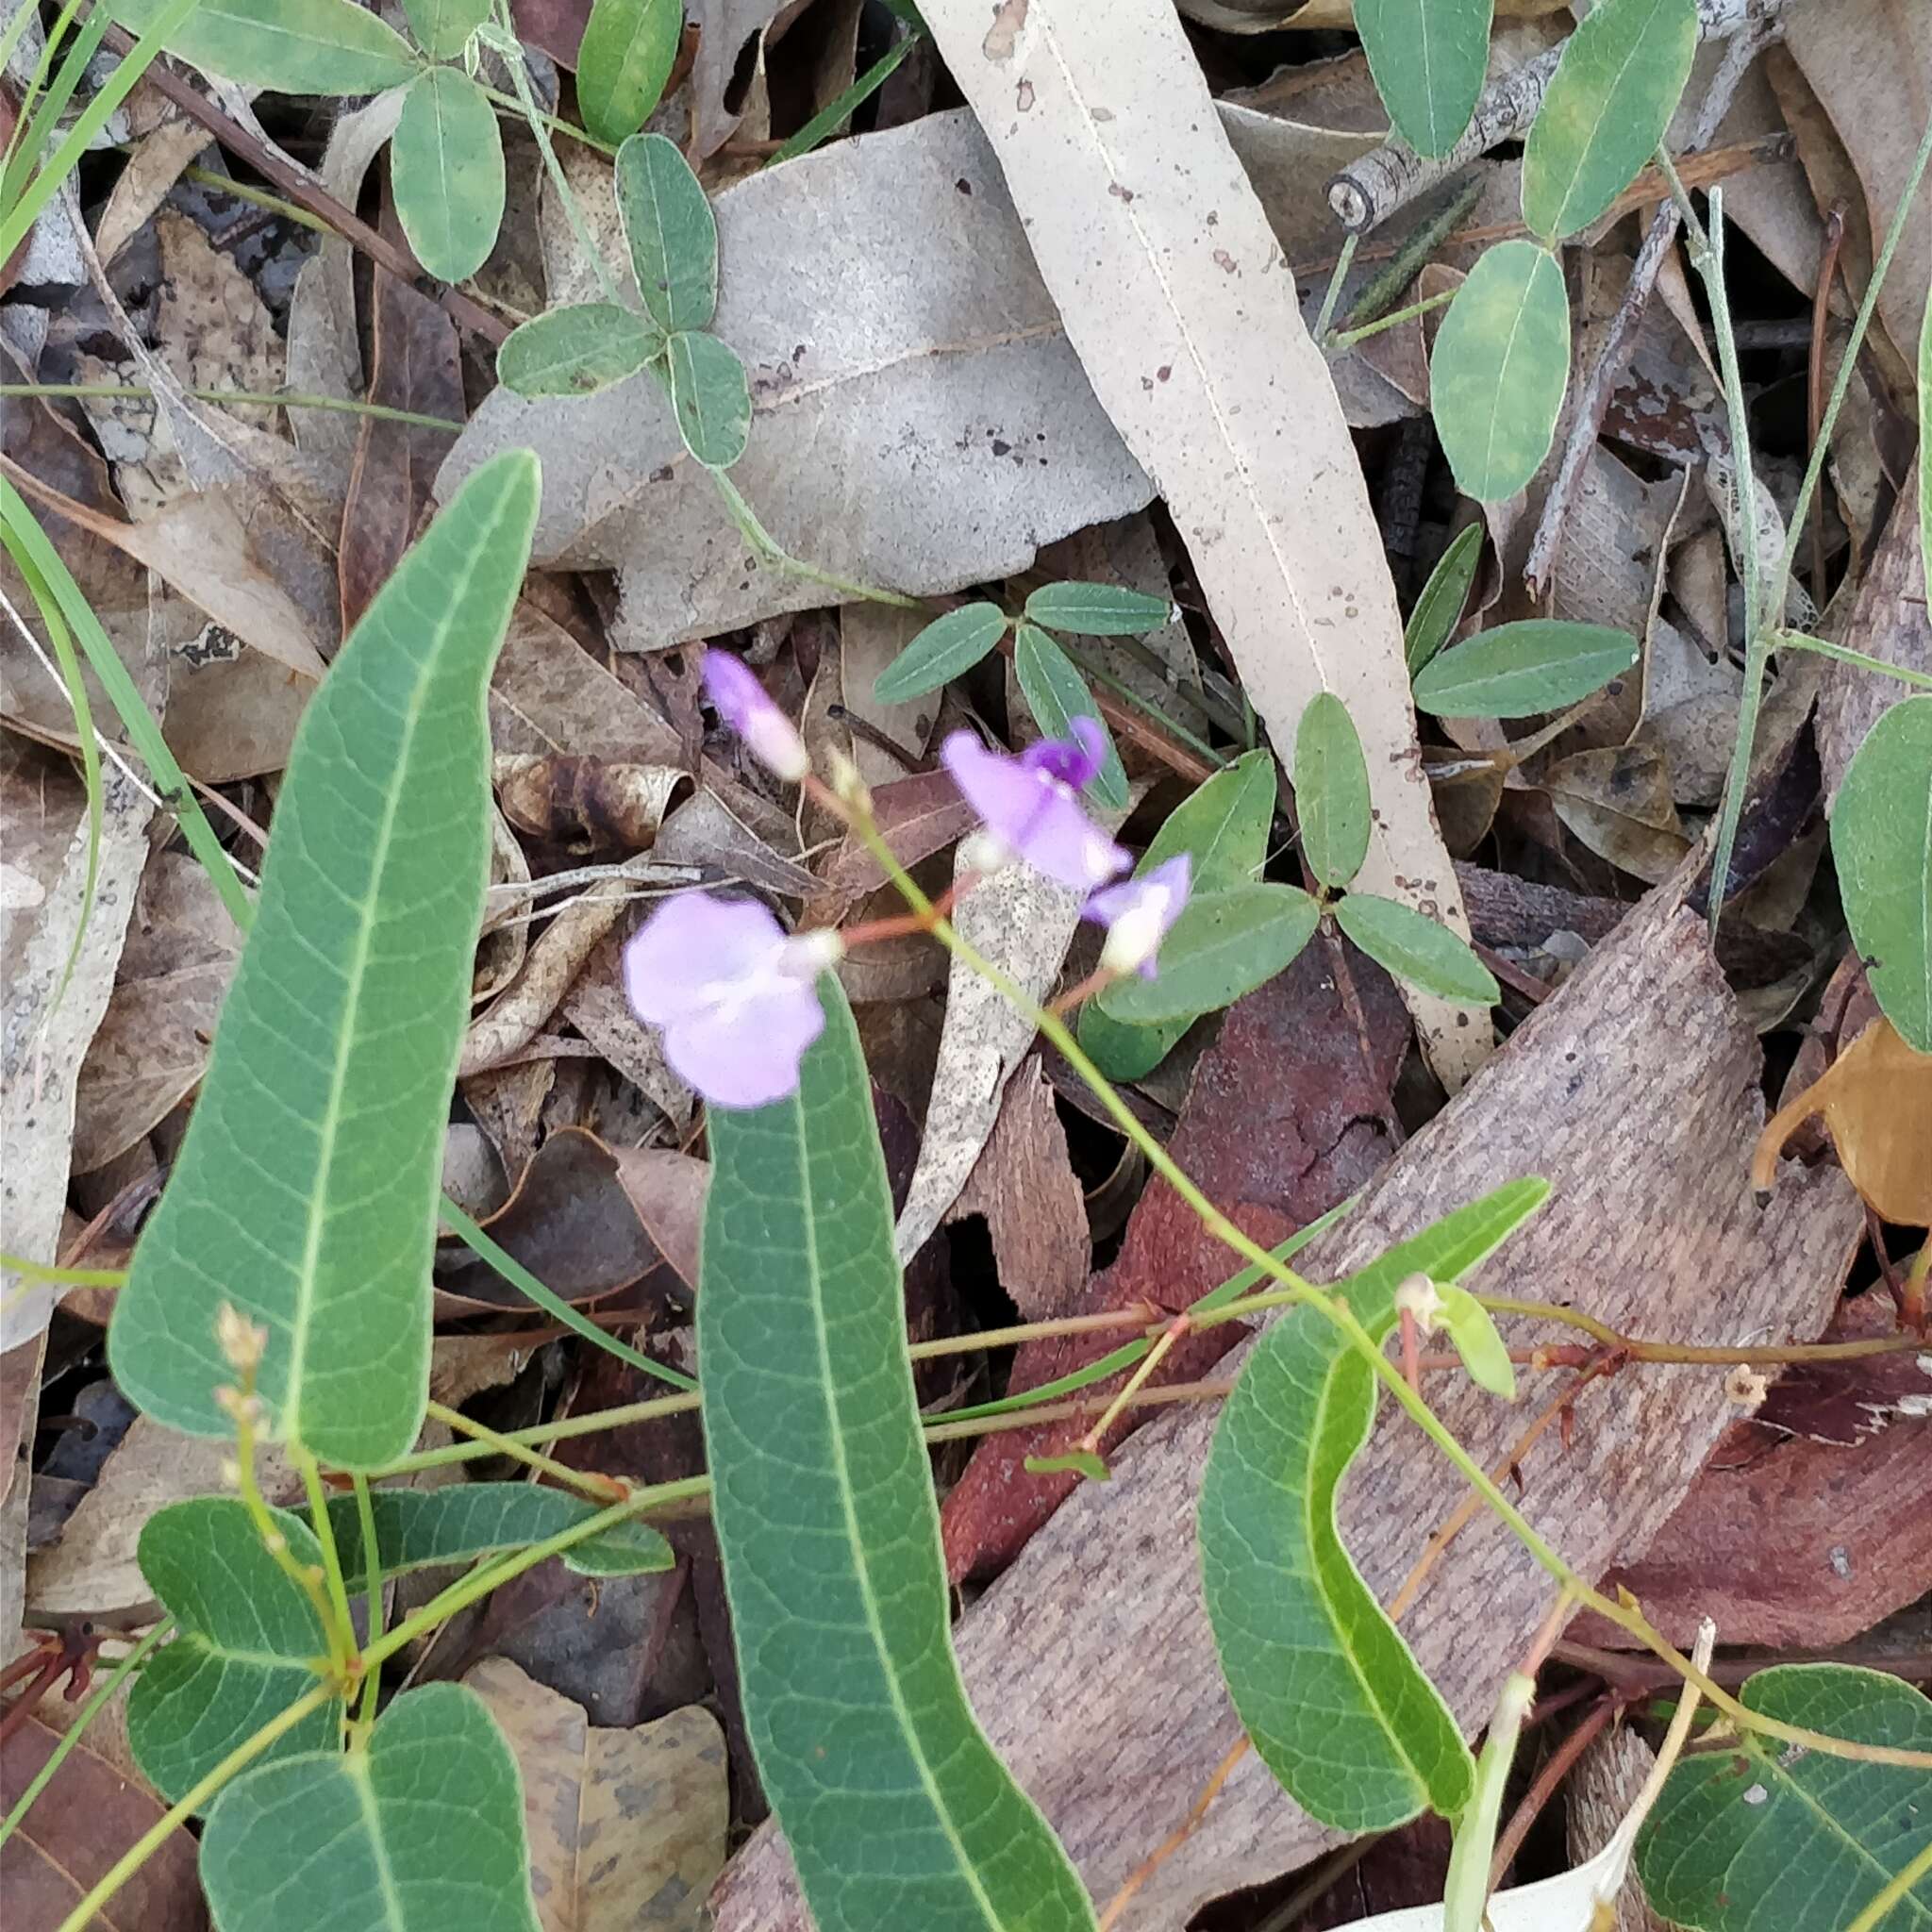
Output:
[
  {"xmin": 940, "ymin": 718, "xmax": 1130, "ymax": 893},
  {"xmin": 624, "ymin": 893, "xmax": 841, "ymax": 1108},
  {"xmin": 704, "ymin": 650, "xmax": 810, "ymax": 783},
  {"xmin": 1084, "ymin": 854, "xmax": 1191, "ymax": 978}
]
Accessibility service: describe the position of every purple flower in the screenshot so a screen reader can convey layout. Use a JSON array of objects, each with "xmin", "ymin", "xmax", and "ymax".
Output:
[
  {"xmin": 1084, "ymin": 855, "xmax": 1191, "ymax": 977},
  {"xmin": 704, "ymin": 650, "xmax": 810, "ymax": 783},
  {"xmin": 940, "ymin": 719, "xmax": 1130, "ymax": 893},
  {"xmin": 623, "ymin": 893, "xmax": 841, "ymax": 1108}
]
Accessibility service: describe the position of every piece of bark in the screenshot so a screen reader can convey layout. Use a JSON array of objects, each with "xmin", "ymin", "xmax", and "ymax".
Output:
[
  {"xmin": 709, "ymin": 866, "xmax": 1862, "ymax": 1931},
  {"xmin": 941, "ymin": 938, "xmax": 1409, "ymax": 1582},
  {"xmin": 1565, "ymin": 1725, "xmax": 1670, "ymax": 1932}
]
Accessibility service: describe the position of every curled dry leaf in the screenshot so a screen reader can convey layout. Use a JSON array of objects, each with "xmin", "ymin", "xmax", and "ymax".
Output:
[
  {"xmin": 461, "ymin": 879, "xmax": 629, "ymax": 1076},
  {"xmin": 495, "ymin": 753, "xmax": 691, "ymax": 851}
]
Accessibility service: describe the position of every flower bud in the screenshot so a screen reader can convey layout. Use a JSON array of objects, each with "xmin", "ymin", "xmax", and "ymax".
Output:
[{"xmin": 704, "ymin": 651, "xmax": 810, "ymax": 783}]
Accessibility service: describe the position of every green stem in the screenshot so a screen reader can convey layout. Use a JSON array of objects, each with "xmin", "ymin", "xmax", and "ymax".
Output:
[
  {"xmin": 1328, "ymin": 288, "xmax": 1455, "ymax": 352},
  {"xmin": 1312, "ymin": 229, "xmax": 1359, "ymax": 346},
  {"xmin": 1844, "ymin": 1838, "xmax": 1932, "ymax": 1932},
  {"xmin": 0, "ymin": 381, "xmax": 464, "ymax": 433},
  {"xmin": 350, "ymin": 1474, "xmax": 383, "ymax": 1733},
  {"xmin": 423, "ymin": 1396, "xmax": 625, "ymax": 1500},
  {"xmin": 0, "ymin": 1622, "xmax": 169, "ymax": 1847},
  {"xmin": 1772, "ymin": 630, "xmax": 1932, "ymax": 691},
  {"xmin": 295, "ymin": 1447, "xmax": 358, "ymax": 1680},
  {"xmin": 0, "ymin": 1253, "xmax": 126, "ymax": 1289},
  {"xmin": 52, "ymin": 1682, "xmax": 338, "ymax": 1932},
  {"xmin": 709, "ymin": 469, "xmax": 922, "ymax": 609},
  {"xmin": 474, "ymin": 81, "xmax": 617, "ymax": 158},
  {"xmin": 180, "ymin": 163, "xmax": 331, "ymax": 234}
]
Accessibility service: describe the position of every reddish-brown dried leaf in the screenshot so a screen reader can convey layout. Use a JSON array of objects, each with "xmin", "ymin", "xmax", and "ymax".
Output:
[
  {"xmin": 939, "ymin": 938, "xmax": 1409, "ymax": 1582},
  {"xmin": 807, "ymin": 769, "xmax": 980, "ymax": 923}
]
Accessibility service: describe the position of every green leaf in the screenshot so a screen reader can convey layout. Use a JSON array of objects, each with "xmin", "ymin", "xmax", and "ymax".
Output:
[
  {"xmin": 1012, "ymin": 622, "xmax": 1128, "ymax": 810},
  {"xmin": 616, "ymin": 131, "xmax": 717, "ymax": 334},
  {"xmin": 108, "ymin": 0, "xmax": 421, "ymax": 92},
  {"xmin": 311, "ymin": 1484, "xmax": 675, "ymax": 1587},
  {"xmin": 392, "ymin": 67, "xmax": 505, "ymax": 286},
  {"xmin": 201, "ymin": 1683, "xmax": 541, "ymax": 1932},
  {"xmin": 1434, "ymin": 1284, "xmax": 1516, "ymax": 1399},
  {"xmin": 1832, "ymin": 696, "xmax": 1932, "ymax": 1053},
  {"xmin": 497, "ymin": 303, "xmax": 661, "ymax": 399},
  {"xmin": 1413, "ymin": 618, "xmax": 1638, "ymax": 718},
  {"xmin": 1099, "ymin": 883, "xmax": 1320, "ymax": 1026},
  {"xmin": 1522, "ymin": 0, "xmax": 1699, "ymax": 242},
  {"xmin": 665, "ymin": 330, "xmax": 751, "ymax": 468},
  {"xmin": 1024, "ymin": 1448, "xmax": 1111, "ymax": 1482},
  {"xmin": 577, "ymin": 0, "xmax": 682, "ymax": 143},
  {"xmin": 1405, "ymin": 523, "xmax": 1482, "ymax": 675},
  {"xmin": 702, "ymin": 976, "xmax": 1093, "ymax": 1932},
  {"xmin": 128, "ymin": 1499, "xmax": 341, "ymax": 1807},
  {"xmin": 1638, "ymin": 1664, "xmax": 1932, "ymax": 1932},
  {"xmin": 1354, "ymin": 0, "xmax": 1493, "ymax": 159},
  {"xmin": 109, "ymin": 453, "xmax": 541, "ymax": 1469},
  {"xmin": 1335, "ymin": 893, "xmax": 1499, "ymax": 1005},
  {"xmin": 1077, "ymin": 748, "xmax": 1278, "ymax": 1079},
  {"xmin": 399, "ymin": 0, "xmax": 490, "ymax": 58},
  {"xmin": 1023, "ymin": 580, "xmax": 1173, "ymax": 636},
  {"xmin": 1294, "ymin": 692, "xmax": 1371, "ymax": 890},
  {"xmin": 871, "ymin": 602, "xmax": 1009, "ymax": 703},
  {"xmin": 1430, "ymin": 239, "xmax": 1570, "ymax": 501},
  {"xmin": 1198, "ymin": 1179, "xmax": 1549, "ymax": 1830}
]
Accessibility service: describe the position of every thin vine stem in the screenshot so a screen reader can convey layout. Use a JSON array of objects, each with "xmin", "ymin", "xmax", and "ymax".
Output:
[
  {"xmin": 350, "ymin": 1474, "xmax": 383, "ymax": 1734},
  {"xmin": 0, "ymin": 381, "xmax": 464, "ymax": 432},
  {"xmin": 295, "ymin": 1446, "xmax": 358, "ymax": 1681},
  {"xmin": 1845, "ymin": 1837, "xmax": 1932, "ymax": 1932}
]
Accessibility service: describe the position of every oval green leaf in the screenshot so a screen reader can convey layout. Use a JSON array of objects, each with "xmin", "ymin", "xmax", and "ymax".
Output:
[
  {"xmin": 1023, "ymin": 580, "xmax": 1173, "ymax": 637},
  {"xmin": 1199, "ymin": 1179, "xmax": 1548, "ymax": 1829},
  {"xmin": 400, "ymin": 0, "xmax": 490, "ymax": 58},
  {"xmin": 578, "ymin": 0, "xmax": 682, "ymax": 143},
  {"xmin": 1434, "ymin": 1283, "xmax": 1517, "ymax": 1399},
  {"xmin": 109, "ymin": 0, "xmax": 421, "ymax": 92},
  {"xmin": 1099, "ymin": 882, "xmax": 1319, "ymax": 1026},
  {"xmin": 128, "ymin": 1499, "xmax": 341, "ymax": 1807},
  {"xmin": 1295, "ymin": 691, "xmax": 1371, "ymax": 890},
  {"xmin": 1522, "ymin": 0, "xmax": 1699, "ymax": 242},
  {"xmin": 1638, "ymin": 1664, "xmax": 1932, "ymax": 1932},
  {"xmin": 1355, "ymin": 0, "xmax": 1494, "ymax": 159},
  {"xmin": 497, "ymin": 302, "xmax": 661, "ymax": 398},
  {"xmin": 1335, "ymin": 892, "xmax": 1499, "ymax": 1005},
  {"xmin": 1430, "ymin": 239, "xmax": 1570, "ymax": 501},
  {"xmin": 1012, "ymin": 622, "xmax": 1128, "ymax": 810},
  {"xmin": 313, "ymin": 1483, "xmax": 675, "ymax": 1587},
  {"xmin": 871, "ymin": 602, "xmax": 1009, "ymax": 703},
  {"xmin": 1405, "ymin": 523, "xmax": 1482, "ymax": 674},
  {"xmin": 616, "ymin": 131, "xmax": 718, "ymax": 334},
  {"xmin": 109, "ymin": 453, "xmax": 541, "ymax": 1469},
  {"xmin": 392, "ymin": 67, "xmax": 505, "ymax": 286},
  {"xmin": 665, "ymin": 329, "xmax": 750, "ymax": 468},
  {"xmin": 1832, "ymin": 695, "xmax": 1932, "ymax": 1053},
  {"xmin": 701, "ymin": 976, "xmax": 1094, "ymax": 1932},
  {"xmin": 1413, "ymin": 618, "xmax": 1638, "ymax": 719},
  {"xmin": 1077, "ymin": 749, "xmax": 1278, "ymax": 1079},
  {"xmin": 201, "ymin": 1684, "xmax": 541, "ymax": 1932}
]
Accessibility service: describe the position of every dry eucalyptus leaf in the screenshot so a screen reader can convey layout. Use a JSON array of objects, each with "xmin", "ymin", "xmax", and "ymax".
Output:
[
  {"xmin": 1544, "ymin": 744, "xmax": 1692, "ymax": 885},
  {"xmin": 651, "ymin": 790, "xmax": 818, "ymax": 897},
  {"xmin": 461, "ymin": 880, "xmax": 630, "ymax": 1078},
  {"xmin": 464, "ymin": 1657, "xmax": 727, "ymax": 1932},
  {"xmin": 495, "ymin": 753, "xmax": 691, "ymax": 852},
  {"xmin": 558, "ymin": 926, "xmax": 696, "ymax": 1131},
  {"xmin": 837, "ymin": 603, "xmax": 939, "ymax": 787}
]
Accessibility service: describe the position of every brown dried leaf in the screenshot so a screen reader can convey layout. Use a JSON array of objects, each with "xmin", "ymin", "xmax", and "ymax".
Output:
[
  {"xmin": 461, "ymin": 881, "xmax": 628, "ymax": 1077},
  {"xmin": 495, "ymin": 754, "xmax": 691, "ymax": 852},
  {"xmin": 558, "ymin": 924, "xmax": 696, "ymax": 1129},
  {"xmin": 1544, "ymin": 743, "xmax": 1692, "ymax": 885}
]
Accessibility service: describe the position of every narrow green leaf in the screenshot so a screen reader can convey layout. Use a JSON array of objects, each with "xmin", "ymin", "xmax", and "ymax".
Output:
[
  {"xmin": 108, "ymin": 0, "xmax": 421, "ymax": 92},
  {"xmin": 311, "ymin": 1484, "xmax": 675, "ymax": 1586},
  {"xmin": 109, "ymin": 453, "xmax": 541, "ymax": 1469},
  {"xmin": 497, "ymin": 303, "xmax": 661, "ymax": 398},
  {"xmin": 1335, "ymin": 893, "xmax": 1499, "ymax": 1006},
  {"xmin": 1099, "ymin": 883, "xmax": 1320, "ymax": 1026},
  {"xmin": 1198, "ymin": 1179, "xmax": 1550, "ymax": 1830},
  {"xmin": 1024, "ymin": 1448, "xmax": 1111, "ymax": 1482},
  {"xmin": 1434, "ymin": 1284, "xmax": 1516, "ymax": 1399},
  {"xmin": 1405, "ymin": 523, "xmax": 1482, "ymax": 675},
  {"xmin": 577, "ymin": 0, "xmax": 682, "ymax": 142},
  {"xmin": 1354, "ymin": 0, "xmax": 1493, "ymax": 159},
  {"xmin": 1078, "ymin": 750, "xmax": 1277, "ymax": 1078},
  {"xmin": 201, "ymin": 1684, "xmax": 541, "ymax": 1932},
  {"xmin": 1430, "ymin": 239, "xmax": 1570, "ymax": 501},
  {"xmin": 1413, "ymin": 619, "xmax": 1638, "ymax": 719},
  {"xmin": 1012, "ymin": 622, "xmax": 1129, "ymax": 810},
  {"xmin": 871, "ymin": 602, "xmax": 1009, "ymax": 702},
  {"xmin": 665, "ymin": 330, "xmax": 751, "ymax": 468},
  {"xmin": 1522, "ymin": 0, "xmax": 1699, "ymax": 242},
  {"xmin": 1023, "ymin": 580, "xmax": 1173, "ymax": 637},
  {"xmin": 1832, "ymin": 696, "xmax": 1932, "ymax": 1053},
  {"xmin": 702, "ymin": 977, "xmax": 1094, "ymax": 1932},
  {"xmin": 400, "ymin": 0, "xmax": 490, "ymax": 58},
  {"xmin": 615, "ymin": 131, "xmax": 718, "ymax": 333},
  {"xmin": 392, "ymin": 67, "xmax": 505, "ymax": 286},
  {"xmin": 1638, "ymin": 1664, "xmax": 1932, "ymax": 1932},
  {"xmin": 129, "ymin": 1499, "xmax": 341, "ymax": 1807},
  {"xmin": 1295, "ymin": 692, "xmax": 1372, "ymax": 890}
]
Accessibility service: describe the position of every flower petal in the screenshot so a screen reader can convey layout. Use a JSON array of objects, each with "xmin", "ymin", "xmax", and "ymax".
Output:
[
  {"xmin": 624, "ymin": 893, "xmax": 788, "ymax": 1027},
  {"xmin": 1014, "ymin": 791, "xmax": 1129, "ymax": 891},
  {"xmin": 662, "ymin": 978, "xmax": 825, "ymax": 1108}
]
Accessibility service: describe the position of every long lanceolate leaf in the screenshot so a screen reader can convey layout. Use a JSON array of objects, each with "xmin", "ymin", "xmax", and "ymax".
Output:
[
  {"xmin": 110, "ymin": 454, "xmax": 541, "ymax": 1469},
  {"xmin": 701, "ymin": 978, "xmax": 1093, "ymax": 1932},
  {"xmin": 1198, "ymin": 1179, "xmax": 1549, "ymax": 1832}
]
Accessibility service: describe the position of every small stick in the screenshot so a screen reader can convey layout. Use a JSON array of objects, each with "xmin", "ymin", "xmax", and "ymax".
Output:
[{"xmin": 1806, "ymin": 203, "xmax": 1847, "ymax": 607}]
